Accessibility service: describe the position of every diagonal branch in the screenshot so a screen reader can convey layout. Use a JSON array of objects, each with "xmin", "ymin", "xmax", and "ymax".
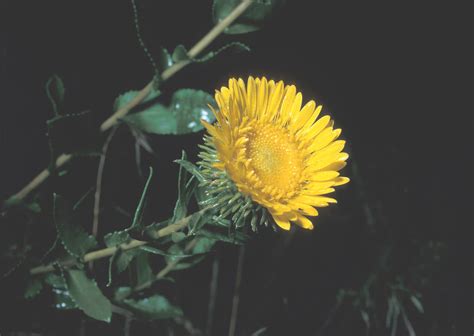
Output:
[
  {"xmin": 29, "ymin": 209, "xmax": 207, "ymax": 275},
  {"xmin": 6, "ymin": 0, "xmax": 254, "ymax": 204}
]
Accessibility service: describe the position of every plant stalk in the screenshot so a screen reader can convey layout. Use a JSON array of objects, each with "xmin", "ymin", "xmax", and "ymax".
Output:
[
  {"xmin": 29, "ymin": 213, "xmax": 197, "ymax": 275},
  {"xmin": 6, "ymin": 0, "xmax": 253, "ymax": 204},
  {"xmin": 228, "ymin": 245, "xmax": 246, "ymax": 336}
]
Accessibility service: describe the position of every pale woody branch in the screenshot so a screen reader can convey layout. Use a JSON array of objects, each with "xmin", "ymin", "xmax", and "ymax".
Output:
[
  {"xmin": 7, "ymin": 0, "xmax": 253, "ymax": 204},
  {"xmin": 29, "ymin": 209, "xmax": 205, "ymax": 275}
]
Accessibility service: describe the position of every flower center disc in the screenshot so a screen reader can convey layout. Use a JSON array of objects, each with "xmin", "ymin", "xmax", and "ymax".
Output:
[{"xmin": 247, "ymin": 124, "xmax": 303, "ymax": 196}]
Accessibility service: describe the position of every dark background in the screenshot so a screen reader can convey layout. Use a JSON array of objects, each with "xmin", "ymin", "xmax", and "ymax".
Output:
[{"xmin": 1, "ymin": 0, "xmax": 472, "ymax": 335}]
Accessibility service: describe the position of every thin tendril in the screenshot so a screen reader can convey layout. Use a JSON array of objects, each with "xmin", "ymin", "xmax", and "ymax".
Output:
[{"xmin": 131, "ymin": 0, "xmax": 159, "ymax": 81}]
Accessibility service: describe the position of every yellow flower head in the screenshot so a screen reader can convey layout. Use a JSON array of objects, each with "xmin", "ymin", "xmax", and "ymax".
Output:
[{"xmin": 200, "ymin": 77, "xmax": 349, "ymax": 231}]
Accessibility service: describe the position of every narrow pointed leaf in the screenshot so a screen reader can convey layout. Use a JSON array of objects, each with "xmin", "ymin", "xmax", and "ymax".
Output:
[
  {"xmin": 172, "ymin": 151, "xmax": 190, "ymax": 222},
  {"xmin": 130, "ymin": 167, "xmax": 154, "ymax": 230},
  {"xmin": 174, "ymin": 159, "xmax": 205, "ymax": 182}
]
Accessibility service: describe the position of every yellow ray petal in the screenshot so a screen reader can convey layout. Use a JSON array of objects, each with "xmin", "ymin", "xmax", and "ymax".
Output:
[
  {"xmin": 295, "ymin": 215, "xmax": 314, "ymax": 230},
  {"xmin": 288, "ymin": 201, "xmax": 319, "ymax": 216},
  {"xmin": 271, "ymin": 213, "xmax": 291, "ymax": 230},
  {"xmin": 310, "ymin": 171, "xmax": 340, "ymax": 181},
  {"xmin": 279, "ymin": 85, "xmax": 297, "ymax": 125},
  {"xmin": 246, "ymin": 76, "xmax": 257, "ymax": 117},
  {"xmin": 289, "ymin": 92, "xmax": 303, "ymax": 122},
  {"xmin": 299, "ymin": 114, "xmax": 330, "ymax": 141},
  {"xmin": 256, "ymin": 77, "xmax": 269, "ymax": 116},
  {"xmin": 266, "ymin": 80, "xmax": 285, "ymax": 122},
  {"xmin": 333, "ymin": 176, "xmax": 350, "ymax": 186},
  {"xmin": 309, "ymin": 128, "xmax": 342, "ymax": 153},
  {"xmin": 291, "ymin": 100, "xmax": 317, "ymax": 131}
]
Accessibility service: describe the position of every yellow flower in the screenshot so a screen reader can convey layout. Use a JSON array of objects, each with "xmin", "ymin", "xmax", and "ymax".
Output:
[{"xmin": 201, "ymin": 77, "xmax": 349, "ymax": 231}]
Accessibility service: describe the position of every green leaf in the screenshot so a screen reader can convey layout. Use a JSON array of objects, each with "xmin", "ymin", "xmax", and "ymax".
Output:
[
  {"xmin": 171, "ymin": 44, "xmax": 190, "ymax": 63},
  {"xmin": 130, "ymin": 167, "xmax": 154, "ymax": 231},
  {"xmin": 114, "ymin": 286, "xmax": 132, "ymax": 301},
  {"xmin": 159, "ymin": 47, "xmax": 173, "ymax": 71},
  {"xmin": 192, "ymin": 237, "xmax": 216, "ymax": 254},
  {"xmin": 171, "ymin": 89, "xmax": 216, "ymax": 133},
  {"xmin": 213, "ymin": 0, "xmax": 283, "ymax": 34},
  {"xmin": 116, "ymin": 250, "xmax": 140, "ymax": 273},
  {"xmin": 168, "ymin": 254, "xmax": 206, "ymax": 271},
  {"xmin": 171, "ymin": 232, "xmax": 187, "ymax": 243},
  {"xmin": 187, "ymin": 207, "xmax": 215, "ymax": 235},
  {"xmin": 123, "ymin": 89, "xmax": 216, "ymax": 135},
  {"xmin": 104, "ymin": 231, "xmax": 131, "ymax": 247},
  {"xmin": 53, "ymin": 287, "xmax": 78, "ymax": 310},
  {"xmin": 54, "ymin": 194, "xmax": 98, "ymax": 258},
  {"xmin": 123, "ymin": 105, "xmax": 177, "ymax": 134},
  {"xmin": 113, "ymin": 88, "xmax": 161, "ymax": 111},
  {"xmin": 45, "ymin": 273, "xmax": 67, "ymax": 289},
  {"xmin": 26, "ymin": 202, "xmax": 41, "ymax": 213},
  {"xmin": 64, "ymin": 269, "xmax": 112, "ymax": 322},
  {"xmin": 123, "ymin": 295, "xmax": 183, "ymax": 320},
  {"xmin": 44, "ymin": 271, "xmax": 79, "ymax": 311},
  {"xmin": 104, "ymin": 231, "xmax": 139, "ymax": 274},
  {"xmin": 135, "ymin": 253, "xmax": 154, "ymax": 287},
  {"xmin": 108, "ymin": 251, "xmax": 143, "ymax": 286},
  {"xmin": 45, "ymin": 74, "xmax": 65, "ymax": 116},
  {"xmin": 24, "ymin": 277, "xmax": 43, "ymax": 299}
]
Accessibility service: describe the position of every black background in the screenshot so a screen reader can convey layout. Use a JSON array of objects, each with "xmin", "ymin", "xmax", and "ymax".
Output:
[{"xmin": 1, "ymin": 0, "xmax": 472, "ymax": 335}]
